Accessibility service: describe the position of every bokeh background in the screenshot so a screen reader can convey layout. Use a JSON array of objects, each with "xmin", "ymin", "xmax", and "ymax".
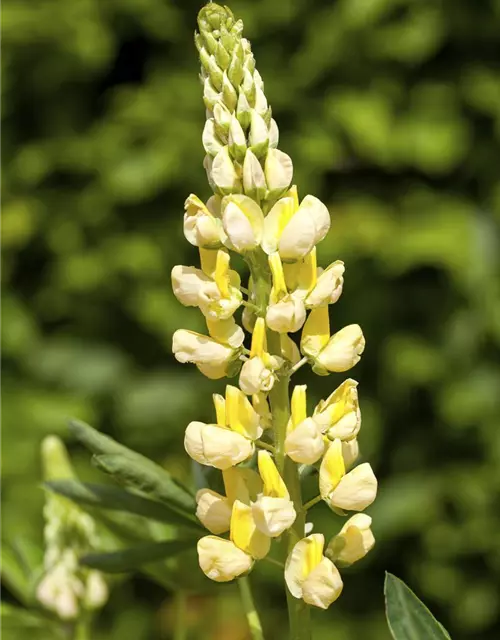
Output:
[{"xmin": 3, "ymin": 0, "xmax": 500, "ymax": 638}]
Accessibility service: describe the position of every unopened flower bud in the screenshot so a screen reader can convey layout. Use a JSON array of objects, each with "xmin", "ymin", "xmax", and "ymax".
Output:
[
  {"xmin": 313, "ymin": 379, "xmax": 361, "ymax": 441},
  {"xmin": 228, "ymin": 116, "xmax": 247, "ymax": 161},
  {"xmin": 172, "ymin": 329, "xmax": 239, "ymax": 379},
  {"xmin": 183, "ymin": 194, "xmax": 224, "ymax": 249},
  {"xmin": 203, "ymin": 119, "xmax": 224, "ymax": 157},
  {"xmin": 243, "ymin": 149, "xmax": 267, "ymax": 202},
  {"xmin": 248, "ymin": 110, "xmax": 269, "ymax": 158},
  {"xmin": 264, "ymin": 149, "xmax": 293, "ymax": 201},
  {"xmin": 211, "ymin": 146, "xmax": 241, "ymax": 195},
  {"xmin": 305, "ymin": 261, "xmax": 345, "ymax": 308},
  {"xmin": 236, "ymin": 91, "xmax": 252, "ymax": 129}
]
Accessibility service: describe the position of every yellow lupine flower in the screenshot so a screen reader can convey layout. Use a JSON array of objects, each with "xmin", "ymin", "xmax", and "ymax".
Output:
[
  {"xmin": 261, "ymin": 188, "xmax": 330, "ymax": 262},
  {"xmin": 285, "ymin": 385, "xmax": 325, "ymax": 464},
  {"xmin": 285, "ymin": 534, "xmax": 343, "ymax": 609},
  {"xmin": 197, "ymin": 536, "xmax": 253, "ymax": 583},
  {"xmin": 184, "ymin": 387, "xmax": 263, "ymax": 469},
  {"xmin": 313, "ymin": 379, "xmax": 361, "ymax": 441},
  {"xmin": 319, "ymin": 440, "xmax": 377, "ymax": 512},
  {"xmin": 183, "ymin": 193, "xmax": 225, "ymax": 248},
  {"xmin": 326, "ymin": 514, "xmax": 375, "ymax": 567},
  {"xmin": 230, "ymin": 500, "xmax": 271, "ymax": 559},
  {"xmin": 171, "ymin": 249, "xmax": 242, "ymax": 320},
  {"xmin": 239, "ymin": 318, "xmax": 283, "ymax": 394},
  {"xmin": 221, "ymin": 194, "xmax": 265, "ymax": 252},
  {"xmin": 252, "ymin": 451, "xmax": 296, "ymax": 537},
  {"xmin": 195, "ymin": 488, "xmax": 233, "ymax": 534},
  {"xmin": 301, "ymin": 307, "xmax": 365, "ymax": 374},
  {"xmin": 265, "ymin": 253, "xmax": 306, "ymax": 333}
]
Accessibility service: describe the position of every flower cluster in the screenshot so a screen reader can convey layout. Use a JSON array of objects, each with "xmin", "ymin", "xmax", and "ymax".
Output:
[
  {"xmin": 36, "ymin": 437, "xmax": 108, "ymax": 620},
  {"xmin": 172, "ymin": 3, "xmax": 377, "ymax": 611}
]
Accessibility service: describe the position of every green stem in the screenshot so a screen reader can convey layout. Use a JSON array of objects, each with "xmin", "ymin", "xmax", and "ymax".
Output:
[
  {"xmin": 174, "ymin": 591, "xmax": 187, "ymax": 640},
  {"xmin": 247, "ymin": 249, "xmax": 311, "ymax": 640},
  {"xmin": 255, "ymin": 439, "xmax": 276, "ymax": 453},
  {"xmin": 303, "ymin": 495, "xmax": 322, "ymax": 511},
  {"xmin": 238, "ymin": 576, "xmax": 265, "ymax": 640}
]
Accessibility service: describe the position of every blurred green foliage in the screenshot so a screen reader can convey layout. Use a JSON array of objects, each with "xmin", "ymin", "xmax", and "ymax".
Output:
[{"xmin": 2, "ymin": 0, "xmax": 500, "ymax": 638}]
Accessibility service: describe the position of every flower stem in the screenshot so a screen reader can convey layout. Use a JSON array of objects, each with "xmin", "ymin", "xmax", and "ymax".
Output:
[
  {"xmin": 238, "ymin": 576, "xmax": 265, "ymax": 640},
  {"xmin": 256, "ymin": 439, "xmax": 276, "ymax": 453},
  {"xmin": 303, "ymin": 495, "xmax": 322, "ymax": 511},
  {"xmin": 289, "ymin": 356, "xmax": 308, "ymax": 376}
]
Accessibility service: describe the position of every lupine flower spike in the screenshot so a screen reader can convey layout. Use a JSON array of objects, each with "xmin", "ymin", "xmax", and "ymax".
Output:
[{"xmin": 172, "ymin": 3, "xmax": 378, "ymax": 636}]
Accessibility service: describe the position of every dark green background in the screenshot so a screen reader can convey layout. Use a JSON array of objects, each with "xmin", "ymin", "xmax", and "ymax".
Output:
[{"xmin": 3, "ymin": 0, "xmax": 500, "ymax": 638}]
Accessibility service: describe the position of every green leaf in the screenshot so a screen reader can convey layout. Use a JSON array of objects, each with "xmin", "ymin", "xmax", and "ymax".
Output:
[
  {"xmin": 1, "ymin": 603, "xmax": 65, "ymax": 640},
  {"xmin": 80, "ymin": 539, "xmax": 196, "ymax": 573},
  {"xmin": 385, "ymin": 572, "xmax": 451, "ymax": 640},
  {"xmin": 69, "ymin": 419, "xmax": 195, "ymax": 512},
  {"xmin": 45, "ymin": 480, "xmax": 201, "ymax": 531}
]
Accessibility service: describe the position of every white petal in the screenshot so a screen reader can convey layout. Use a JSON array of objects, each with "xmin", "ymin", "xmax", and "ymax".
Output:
[
  {"xmin": 184, "ymin": 422, "xmax": 254, "ymax": 470},
  {"xmin": 317, "ymin": 325, "xmax": 365, "ymax": 372},
  {"xmin": 197, "ymin": 536, "xmax": 253, "ymax": 582},
  {"xmin": 302, "ymin": 557, "xmax": 343, "ymax": 609},
  {"xmin": 196, "ymin": 489, "xmax": 232, "ymax": 534},
  {"xmin": 329, "ymin": 463, "xmax": 377, "ymax": 511},
  {"xmin": 284, "ymin": 534, "xmax": 324, "ymax": 599},
  {"xmin": 327, "ymin": 514, "xmax": 375, "ymax": 566},
  {"xmin": 285, "ymin": 418, "xmax": 325, "ymax": 465},
  {"xmin": 172, "ymin": 330, "xmax": 234, "ymax": 367},
  {"xmin": 252, "ymin": 496, "xmax": 296, "ymax": 537},
  {"xmin": 266, "ymin": 295, "xmax": 306, "ymax": 334},
  {"xmin": 239, "ymin": 357, "xmax": 276, "ymax": 395}
]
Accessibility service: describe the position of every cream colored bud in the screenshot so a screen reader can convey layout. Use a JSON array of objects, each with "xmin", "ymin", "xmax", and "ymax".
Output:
[
  {"xmin": 269, "ymin": 119, "xmax": 279, "ymax": 148},
  {"xmin": 301, "ymin": 557, "xmax": 343, "ymax": 609},
  {"xmin": 266, "ymin": 294, "xmax": 306, "ymax": 333},
  {"xmin": 197, "ymin": 536, "xmax": 253, "ymax": 582},
  {"xmin": 171, "ymin": 265, "xmax": 212, "ymax": 308},
  {"xmin": 236, "ymin": 91, "xmax": 252, "ymax": 129},
  {"xmin": 305, "ymin": 261, "xmax": 345, "ymax": 307},
  {"xmin": 243, "ymin": 149, "xmax": 267, "ymax": 202},
  {"xmin": 196, "ymin": 488, "xmax": 232, "ymax": 534},
  {"xmin": 203, "ymin": 77, "xmax": 221, "ymax": 110},
  {"xmin": 213, "ymin": 103, "xmax": 231, "ymax": 136},
  {"xmin": 248, "ymin": 110, "xmax": 269, "ymax": 158},
  {"xmin": 202, "ymin": 119, "xmax": 224, "ymax": 156},
  {"xmin": 264, "ymin": 149, "xmax": 293, "ymax": 200},
  {"xmin": 313, "ymin": 379, "xmax": 361, "ymax": 441},
  {"xmin": 222, "ymin": 72, "xmax": 237, "ymax": 111},
  {"xmin": 228, "ymin": 116, "xmax": 247, "ymax": 161},
  {"xmin": 211, "ymin": 146, "xmax": 241, "ymax": 195},
  {"xmin": 183, "ymin": 194, "xmax": 224, "ymax": 249},
  {"xmin": 184, "ymin": 421, "xmax": 254, "ymax": 470},
  {"xmin": 252, "ymin": 496, "xmax": 296, "ymax": 537},
  {"xmin": 327, "ymin": 514, "xmax": 375, "ymax": 567},
  {"xmin": 222, "ymin": 194, "xmax": 265, "ymax": 252},
  {"xmin": 285, "ymin": 418, "xmax": 325, "ymax": 465},
  {"xmin": 316, "ymin": 325, "xmax": 365, "ymax": 373}
]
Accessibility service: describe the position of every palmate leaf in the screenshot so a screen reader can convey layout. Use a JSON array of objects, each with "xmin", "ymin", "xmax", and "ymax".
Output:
[
  {"xmin": 69, "ymin": 419, "xmax": 195, "ymax": 512},
  {"xmin": 385, "ymin": 573, "xmax": 451, "ymax": 640},
  {"xmin": 45, "ymin": 480, "xmax": 202, "ymax": 531},
  {"xmin": 80, "ymin": 539, "xmax": 196, "ymax": 573}
]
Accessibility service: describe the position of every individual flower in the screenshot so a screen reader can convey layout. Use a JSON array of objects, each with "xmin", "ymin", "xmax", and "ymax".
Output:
[
  {"xmin": 326, "ymin": 514, "xmax": 375, "ymax": 567},
  {"xmin": 264, "ymin": 149, "xmax": 294, "ymax": 201},
  {"xmin": 251, "ymin": 451, "xmax": 296, "ymax": 537},
  {"xmin": 265, "ymin": 253, "xmax": 306, "ymax": 333},
  {"xmin": 183, "ymin": 194, "xmax": 225, "ymax": 248},
  {"xmin": 300, "ymin": 306, "xmax": 365, "ymax": 375},
  {"xmin": 319, "ymin": 440, "xmax": 377, "ymax": 513},
  {"xmin": 283, "ymin": 249, "xmax": 344, "ymax": 308},
  {"xmin": 196, "ymin": 466, "xmax": 263, "ymax": 534},
  {"xmin": 184, "ymin": 385, "xmax": 263, "ymax": 470},
  {"xmin": 313, "ymin": 379, "xmax": 361, "ymax": 441},
  {"xmin": 285, "ymin": 385, "xmax": 325, "ymax": 465},
  {"xmin": 197, "ymin": 499, "xmax": 271, "ymax": 583},
  {"xmin": 172, "ymin": 316, "xmax": 243, "ymax": 379},
  {"xmin": 285, "ymin": 534, "xmax": 343, "ymax": 610},
  {"xmin": 221, "ymin": 194, "xmax": 265, "ymax": 252},
  {"xmin": 208, "ymin": 146, "xmax": 241, "ymax": 194},
  {"xmin": 261, "ymin": 186, "xmax": 330, "ymax": 262},
  {"xmin": 239, "ymin": 318, "xmax": 283, "ymax": 394},
  {"xmin": 171, "ymin": 249, "xmax": 242, "ymax": 320}
]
